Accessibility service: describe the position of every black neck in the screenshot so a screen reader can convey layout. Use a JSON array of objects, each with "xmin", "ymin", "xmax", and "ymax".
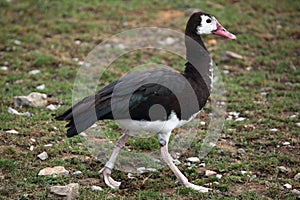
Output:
[{"xmin": 184, "ymin": 32, "xmax": 212, "ymax": 92}]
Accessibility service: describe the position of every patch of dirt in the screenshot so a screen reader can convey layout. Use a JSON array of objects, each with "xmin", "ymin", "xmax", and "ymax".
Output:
[
  {"xmin": 216, "ymin": 139, "xmax": 237, "ymax": 154},
  {"xmin": 228, "ymin": 182, "xmax": 269, "ymax": 197},
  {"xmin": 153, "ymin": 10, "xmax": 184, "ymax": 25}
]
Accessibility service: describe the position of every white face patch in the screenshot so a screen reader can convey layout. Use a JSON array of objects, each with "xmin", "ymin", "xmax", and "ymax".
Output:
[{"xmin": 196, "ymin": 15, "xmax": 218, "ymax": 35}]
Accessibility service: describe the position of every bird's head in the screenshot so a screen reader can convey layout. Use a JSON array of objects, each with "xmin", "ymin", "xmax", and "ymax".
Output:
[{"xmin": 186, "ymin": 11, "xmax": 236, "ymax": 40}]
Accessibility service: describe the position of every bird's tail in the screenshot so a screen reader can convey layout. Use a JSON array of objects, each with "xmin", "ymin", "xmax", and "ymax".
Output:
[{"xmin": 55, "ymin": 95, "xmax": 99, "ymax": 137}]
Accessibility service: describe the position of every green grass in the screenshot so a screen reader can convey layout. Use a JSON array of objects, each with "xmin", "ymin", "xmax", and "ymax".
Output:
[{"xmin": 0, "ymin": 0, "xmax": 299, "ymax": 199}]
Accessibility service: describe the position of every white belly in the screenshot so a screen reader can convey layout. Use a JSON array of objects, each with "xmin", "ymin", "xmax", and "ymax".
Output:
[{"xmin": 116, "ymin": 111, "xmax": 199, "ymax": 137}]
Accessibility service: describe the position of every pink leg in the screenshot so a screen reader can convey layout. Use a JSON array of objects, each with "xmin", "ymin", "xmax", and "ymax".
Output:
[
  {"xmin": 160, "ymin": 144, "xmax": 210, "ymax": 193},
  {"xmin": 99, "ymin": 133, "xmax": 129, "ymax": 189}
]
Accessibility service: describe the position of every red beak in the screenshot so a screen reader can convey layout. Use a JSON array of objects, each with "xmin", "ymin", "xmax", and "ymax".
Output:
[{"xmin": 213, "ymin": 21, "xmax": 236, "ymax": 39}]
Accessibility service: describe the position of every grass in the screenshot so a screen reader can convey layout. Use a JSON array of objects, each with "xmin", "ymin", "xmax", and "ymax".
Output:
[{"xmin": 0, "ymin": 0, "xmax": 299, "ymax": 199}]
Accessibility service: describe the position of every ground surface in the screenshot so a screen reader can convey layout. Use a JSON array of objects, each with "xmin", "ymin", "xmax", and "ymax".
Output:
[{"xmin": 0, "ymin": 0, "xmax": 299, "ymax": 199}]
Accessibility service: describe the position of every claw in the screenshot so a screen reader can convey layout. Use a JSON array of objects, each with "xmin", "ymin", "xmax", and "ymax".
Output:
[
  {"xmin": 183, "ymin": 182, "xmax": 211, "ymax": 193},
  {"xmin": 99, "ymin": 167, "xmax": 121, "ymax": 189}
]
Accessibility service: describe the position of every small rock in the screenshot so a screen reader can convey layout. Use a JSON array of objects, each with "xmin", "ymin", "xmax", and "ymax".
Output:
[
  {"xmin": 187, "ymin": 157, "xmax": 200, "ymax": 163},
  {"xmin": 200, "ymin": 121, "xmax": 206, "ymax": 126},
  {"xmin": 223, "ymin": 51, "xmax": 244, "ymax": 60},
  {"xmin": 270, "ymin": 128, "xmax": 278, "ymax": 132},
  {"xmin": 278, "ymin": 166, "xmax": 290, "ymax": 173},
  {"xmin": 72, "ymin": 171, "xmax": 82, "ymax": 176},
  {"xmin": 14, "ymin": 40, "xmax": 21, "ymax": 45},
  {"xmin": 159, "ymin": 37, "xmax": 176, "ymax": 45},
  {"xmin": 29, "ymin": 146, "xmax": 34, "ymax": 151},
  {"xmin": 136, "ymin": 167, "xmax": 157, "ymax": 173},
  {"xmin": 79, "ymin": 132, "xmax": 87, "ymax": 137},
  {"xmin": 216, "ymin": 174, "xmax": 222, "ymax": 179},
  {"xmin": 6, "ymin": 129, "xmax": 19, "ymax": 134},
  {"xmin": 199, "ymin": 163, "xmax": 206, "ymax": 167},
  {"xmin": 0, "ymin": 66, "xmax": 8, "ymax": 71},
  {"xmin": 223, "ymin": 70, "xmax": 230, "ymax": 74},
  {"xmin": 72, "ymin": 57, "xmax": 79, "ymax": 62},
  {"xmin": 38, "ymin": 166, "xmax": 69, "ymax": 176},
  {"xmin": 8, "ymin": 107, "xmax": 31, "ymax": 117},
  {"xmin": 283, "ymin": 183, "xmax": 292, "ymax": 189},
  {"xmin": 235, "ymin": 117, "xmax": 246, "ymax": 122},
  {"xmin": 290, "ymin": 114, "xmax": 297, "ymax": 119},
  {"xmin": 241, "ymin": 170, "xmax": 247, "ymax": 175},
  {"xmin": 205, "ymin": 170, "xmax": 217, "ymax": 177},
  {"xmin": 291, "ymin": 189, "xmax": 300, "ymax": 196},
  {"xmin": 44, "ymin": 144, "xmax": 53, "ymax": 147},
  {"xmin": 282, "ymin": 141, "xmax": 290, "ymax": 146},
  {"xmin": 49, "ymin": 183, "xmax": 79, "ymax": 199},
  {"xmin": 237, "ymin": 148, "xmax": 246, "ymax": 155},
  {"xmin": 260, "ymin": 92, "xmax": 268, "ymax": 98},
  {"xmin": 91, "ymin": 185, "xmax": 103, "ymax": 191},
  {"xmin": 296, "ymin": 122, "xmax": 300, "ymax": 128},
  {"xmin": 14, "ymin": 92, "xmax": 47, "ymax": 107},
  {"xmin": 30, "ymin": 138, "xmax": 36, "ymax": 143},
  {"xmin": 46, "ymin": 104, "xmax": 59, "ymax": 111},
  {"xmin": 75, "ymin": 40, "xmax": 81, "ymax": 45},
  {"xmin": 28, "ymin": 69, "xmax": 40, "ymax": 75},
  {"xmin": 37, "ymin": 151, "xmax": 48, "ymax": 160},
  {"xmin": 127, "ymin": 173, "xmax": 135, "ymax": 179},
  {"xmin": 294, "ymin": 173, "xmax": 300, "ymax": 180},
  {"xmin": 36, "ymin": 84, "xmax": 45, "ymax": 90},
  {"xmin": 117, "ymin": 43, "xmax": 125, "ymax": 49}
]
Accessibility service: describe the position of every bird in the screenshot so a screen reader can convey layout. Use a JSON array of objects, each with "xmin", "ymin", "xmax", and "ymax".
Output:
[{"xmin": 56, "ymin": 11, "xmax": 236, "ymax": 193}]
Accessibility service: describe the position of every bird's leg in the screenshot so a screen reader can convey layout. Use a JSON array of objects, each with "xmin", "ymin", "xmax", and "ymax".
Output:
[
  {"xmin": 158, "ymin": 133, "xmax": 210, "ymax": 193},
  {"xmin": 99, "ymin": 133, "xmax": 130, "ymax": 189}
]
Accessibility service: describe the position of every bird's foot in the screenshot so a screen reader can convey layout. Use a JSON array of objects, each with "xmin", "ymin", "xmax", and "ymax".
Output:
[
  {"xmin": 99, "ymin": 167, "xmax": 121, "ymax": 189},
  {"xmin": 183, "ymin": 182, "xmax": 211, "ymax": 193}
]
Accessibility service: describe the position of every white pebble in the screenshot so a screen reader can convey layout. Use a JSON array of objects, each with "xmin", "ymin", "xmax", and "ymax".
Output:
[
  {"xmin": 117, "ymin": 44, "xmax": 125, "ymax": 49},
  {"xmin": 270, "ymin": 128, "xmax": 278, "ymax": 132},
  {"xmin": 29, "ymin": 146, "xmax": 34, "ymax": 151},
  {"xmin": 200, "ymin": 121, "xmax": 206, "ymax": 126},
  {"xmin": 72, "ymin": 57, "xmax": 79, "ymax": 62},
  {"xmin": 127, "ymin": 173, "xmax": 135, "ymax": 179},
  {"xmin": 30, "ymin": 138, "xmax": 36, "ymax": 143},
  {"xmin": 199, "ymin": 163, "xmax": 206, "ymax": 167},
  {"xmin": 91, "ymin": 185, "xmax": 103, "ymax": 191},
  {"xmin": 235, "ymin": 117, "xmax": 246, "ymax": 122},
  {"xmin": 46, "ymin": 104, "xmax": 58, "ymax": 111},
  {"xmin": 294, "ymin": 173, "xmax": 300, "ymax": 181},
  {"xmin": 289, "ymin": 114, "xmax": 297, "ymax": 119},
  {"xmin": 78, "ymin": 61, "xmax": 85, "ymax": 66},
  {"xmin": 216, "ymin": 174, "xmax": 222, "ymax": 179},
  {"xmin": 36, "ymin": 84, "xmax": 45, "ymax": 90},
  {"xmin": 260, "ymin": 92, "xmax": 268, "ymax": 98},
  {"xmin": 283, "ymin": 183, "xmax": 292, "ymax": 189},
  {"xmin": 223, "ymin": 70, "xmax": 229, "ymax": 74},
  {"xmin": 75, "ymin": 40, "xmax": 81, "ymax": 45},
  {"xmin": 28, "ymin": 69, "xmax": 40, "ymax": 75},
  {"xmin": 296, "ymin": 122, "xmax": 300, "ymax": 128},
  {"xmin": 37, "ymin": 151, "xmax": 48, "ymax": 160},
  {"xmin": 291, "ymin": 189, "xmax": 300, "ymax": 195},
  {"xmin": 44, "ymin": 144, "xmax": 53, "ymax": 147},
  {"xmin": 0, "ymin": 66, "xmax": 8, "ymax": 71},
  {"xmin": 79, "ymin": 132, "xmax": 87, "ymax": 137},
  {"xmin": 14, "ymin": 40, "xmax": 21, "ymax": 45},
  {"xmin": 187, "ymin": 157, "xmax": 200, "ymax": 163},
  {"xmin": 282, "ymin": 142, "xmax": 290, "ymax": 146},
  {"xmin": 241, "ymin": 170, "xmax": 247, "ymax": 175},
  {"xmin": 6, "ymin": 129, "xmax": 19, "ymax": 134},
  {"xmin": 72, "ymin": 170, "xmax": 82, "ymax": 175}
]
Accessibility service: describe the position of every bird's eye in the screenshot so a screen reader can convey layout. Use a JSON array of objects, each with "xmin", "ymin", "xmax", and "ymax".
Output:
[{"xmin": 206, "ymin": 19, "xmax": 212, "ymax": 23}]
